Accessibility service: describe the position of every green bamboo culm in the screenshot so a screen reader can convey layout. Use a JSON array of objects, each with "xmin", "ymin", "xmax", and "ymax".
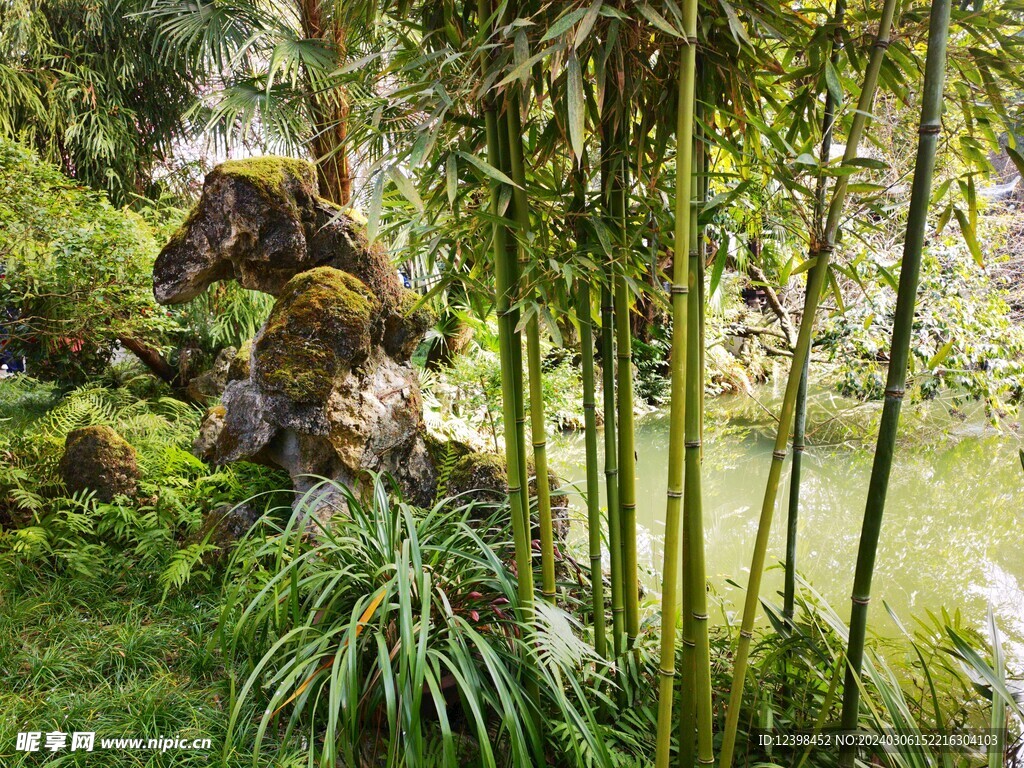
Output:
[
  {"xmin": 784, "ymin": 0, "xmax": 848, "ymax": 623},
  {"xmin": 684, "ymin": 103, "xmax": 714, "ymax": 768},
  {"xmin": 477, "ymin": 24, "xmax": 534, "ymax": 630},
  {"xmin": 837, "ymin": 0, "xmax": 953, "ymax": 761},
  {"xmin": 611, "ymin": 88, "xmax": 640, "ymax": 649},
  {"xmin": 718, "ymin": 0, "xmax": 899, "ymax": 761},
  {"xmin": 578, "ymin": 277, "xmax": 607, "ymax": 656},
  {"xmin": 654, "ymin": 26, "xmax": 697, "ymax": 767},
  {"xmin": 601, "ymin": 279, "xmax": 625, "ymax": 657},
  {"xmin": 600, "ymin": 106, "xmax": 625, "ymax": 659},
  {"xmin": 575, "ymin": 165, "xmax": 607, "ymax": 657},
  {"xmin": 504, "ymin": 85, "xmax": 557, "ymax": 602}
]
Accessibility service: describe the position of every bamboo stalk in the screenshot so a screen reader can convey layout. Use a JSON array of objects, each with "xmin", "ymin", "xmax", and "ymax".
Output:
[
  {"xmin": 478, "ymin": 45, "xmax": 534, "ymax": 629},
  {"xmin": 579, "ymin": 276, "xmax": 607, "ymax": 656},
  {"xmin": 685, "ymin": 103, "xmax": 714, "ymax": 768},
  {"xmin": 611, "ymin": 91, "xmax": 640, "ymax": 648},
  {"xmin": 601, "ymin": 279, "xmax": 625, "ymax": 657},
  {"xmin": 837, "ymin": 0, "xmax": 953, "ymax": 761},
  {"xmin": 601, "ymin": 106, "xmax": 625, "ymax": 658},
  {"xmin": 655, "ymin": 16, "xmax": 698, "ymax": 765},
  {"xmin": 718, "ymin": 0, "xmax": 899, "ymax": 761},
  {"xmin": 785, "ymin": 0, "xmax": 848, "ymax": 624},
  {"xmin": 504, "ymin": 87, "xmax": 556, "ymax": 602}
]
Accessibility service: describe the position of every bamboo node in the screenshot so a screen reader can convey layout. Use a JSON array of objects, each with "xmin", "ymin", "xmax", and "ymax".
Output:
[
  {"xmin": 874, "ymin": 38, "xmax": 892, "ymax": 49},
  {"xmin": 604, "ymin": 469, "xmax": 619, "ymax": 477},
  {"xmin": 699, "ymin": 759, "xmax": 715, "ymax": 765},
  {"xmin": 686, "ymin": 35, "xmax": 698, "ymax": 45},
  {"xmin": 739, "ymin": 629, "xmax": 754, "ymax": 639},
  {"xmin": 611, "ymin": 607, "xmax": 626, "ymax": 614},
  {"xmin": 920, "ymin": 123, "xmax": 941, "ymax": 135},
  {"xmin": 685, "ymin": 440, "xmax": 702, "ymax": 449},
  {"xmin": 851, "ymin": 595, "xmax": 871, "ymax": 606},
  {"xmin": 670, "ymin": 284, "xmax": 689, "ymax": 295},
  {"xmin": 682, "ymin": 638, "xmax": 696, "ymax": 647},
  {"xmin": 884, "ymin": 387, "xmax": 905, "ymax": 400},
  {"xmin": 772, "ymin": 449, "xmax": 788, "ymax": 461},
  {"xmin": 507, "ymin": 485, "xmax": 522, "ymax": 494},
  {"xmin": 793, "ymin": 444, "xmax": 806, "ymax": 453},
  {"xmin": 531, "ymin": 440, "xmax": 546, "ymax": 448},
  {"xmin": 818, "ymin": 243, "xmax": 835, "ymax": 253},
  {"xmin": 667, "ymin": 490, "xmax": 683, "ymax": 498},
  {"xmin": 692, "ymin": 612, "xmax": 708, "ymax": 621},
  {"xmin": 658, "ymin": 667, "xmax": 677, "ymax": 678}
]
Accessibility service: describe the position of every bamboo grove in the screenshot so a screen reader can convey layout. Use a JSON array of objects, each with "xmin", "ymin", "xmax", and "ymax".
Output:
[{"xmin": 154, "ymin": 0, "xmax": 1023, "ymax": 761}]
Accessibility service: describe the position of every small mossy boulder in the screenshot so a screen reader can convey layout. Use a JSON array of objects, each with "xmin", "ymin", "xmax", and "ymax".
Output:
[
  {"xmin": 253, "ymin": 267, "xmax": 379, "ymax": 403},
  {"xmin": 59, "ymin": 426, "xmax": 140, "ymax": 502},
  {"xmin": 446, "ymin": 451, "xmax": 507, "ymax": 504}
]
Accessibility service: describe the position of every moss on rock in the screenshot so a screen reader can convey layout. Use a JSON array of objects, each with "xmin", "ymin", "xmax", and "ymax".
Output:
[
  {"xmin": 446, "ymin": 451, "xmax": 507, "ymax": 504},
  {"xmin": 59, "ymin": 425, "xmax": 140, "ymax": 502},
  {"xmin": 253, "ymin": 267, "xmax": 379, "ymax": 403},
  {"xmin": 228, "ymin": 340, "xmax": 253, "ymax": 382},
  {"xmin": 213, "ymin": 157, "xmax": 318, "ymax": 202}
]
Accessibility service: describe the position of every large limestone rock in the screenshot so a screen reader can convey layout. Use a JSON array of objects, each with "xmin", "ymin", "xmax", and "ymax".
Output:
[
  {"xmin": 59, "ymin": 426, "xmax": 140, "ymax": 502},
  {"xmin": 156, "ymin": 157, "xmax": 437, "ymax": 507}
]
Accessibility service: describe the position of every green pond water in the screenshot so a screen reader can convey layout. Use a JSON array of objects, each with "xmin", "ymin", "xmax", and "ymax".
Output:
[{"xmin": 550, "ymin": 386, "xmax": 1024, "ymax": 662}]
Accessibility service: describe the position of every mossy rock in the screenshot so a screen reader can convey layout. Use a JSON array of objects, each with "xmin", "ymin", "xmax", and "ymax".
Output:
[
  {"xmin": 383, "ymin": 289, "xmax": 436, "ymax": 361},
  {"xmin": 228, "ymin": 339, "xmax": 253, "ymax": 382},
  {"xmin": 253, "ymin": 267, "xmax": 379, "ymax": 403},
  {"xmin": 445, "ymin": 451, "xmax": 508, "ymax": 505},
  {"xmin": 213, "ymin": 157, "xmax": 318, "ymax": 203},
  {"xmin": 59, "ymin": 425, "xmax": 140, "ymax": 502}
]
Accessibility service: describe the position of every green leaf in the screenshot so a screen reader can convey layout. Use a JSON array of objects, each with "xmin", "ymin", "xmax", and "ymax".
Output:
[
  {"xmin": 567, "ymin": 51, "xmax": 585, "ymax": 162},
  {"xmin": 574, "ymin": 1, "xmax": 603, "ymax": 49},
  {"xmin": 1006, "ymin": 146, "xmax": 1024, "ymax": 177},
  {"xmin": 457, "ymin": 151, "xmax": 519, "ymax": 188},
  {"xmin": 927, "ymin": 338, "xmax": 955, "ymax": 369},
  {"xmin": 952, "ymin": 207, "xmax": 984, "ymax": 268},
  {"xmin": 637, "ymin": 4, "xmax": 682, "ymax": 37},
  {"xmin": 388, "ymin": 166, "xmax": 423, "ymax": 212},
  {"xmin": 824, "ymin": 61, "xmax": 843, "ymax": 106},
  {"xmin": 541, "ymin": 7, "xmax": 588, "ymax": 42},
  {"xmin": 445, "ymin": 154, "xmax": 457, "ymax": 207},
  {"xmin": 368, "ymin": 173, "xmax": 384, "ymax": 242}
]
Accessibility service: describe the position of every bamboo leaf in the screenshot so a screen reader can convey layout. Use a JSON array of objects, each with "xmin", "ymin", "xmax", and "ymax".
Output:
[
  {"xmin": 388, "ymin": 166, "xmax": 423, "ymax": 212},
  {"xmin": 567, "ymin": 51, "xmax": 585, "ymax": 162},
  {"xmin": 574, "ymin": 1, "xmax": 603, "ymax": 49},
  {"xmin": 952, "ymin": 207, "xmax": 984, "ymax": 267},
  {"xmin": 457, "ymin": 151, "xmax": 519, "ymax": 188},
  {"xmin": 927, "ymin": 338, "xmax": 955, "ymax": 369},
  {"xmin": 445, "ymin": 154, "xmax": 457, "ymax": 206},
  {"xmin": 637, "ymin": 3, "xmax": 682, "ymax": 37},
  {"xmin": 541, "ymin": 7, "xmax": 588, "ymax": 42},
  {"xmin": 1006, "ymin": 146, "xmax": 1024, "ymax": 177},
  {"xmin": 368, "ymin": 173, "xmax": 384, "ymax": 242},
  {"xmin": 825, "ymin": 61, "xmax": 844, "ymax": 106}
]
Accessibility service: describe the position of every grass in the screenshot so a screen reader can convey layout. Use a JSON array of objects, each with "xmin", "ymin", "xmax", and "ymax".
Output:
[{"xmin": 0, "ymin": 562, "xmax": 302, "ymax": 767}]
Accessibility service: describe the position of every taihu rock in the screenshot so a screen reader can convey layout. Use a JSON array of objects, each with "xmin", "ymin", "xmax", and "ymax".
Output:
[{"xmin": 155, "ymin": 157, "xmax": 438, "ymax": 508}]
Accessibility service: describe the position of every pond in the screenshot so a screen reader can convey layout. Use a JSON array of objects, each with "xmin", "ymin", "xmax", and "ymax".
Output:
[{"xmin": 551, "ymin": 385, "xmax": 1024, "ymax": 664}]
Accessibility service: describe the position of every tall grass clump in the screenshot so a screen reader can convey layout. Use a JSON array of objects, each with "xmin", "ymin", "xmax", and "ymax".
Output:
[{"xmin": 218, "ymin": 475, "xmax": 614, "ymax": 768}]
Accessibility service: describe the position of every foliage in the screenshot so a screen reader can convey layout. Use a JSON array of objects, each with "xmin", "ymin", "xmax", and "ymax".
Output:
[
  {"xmin": 0, "ymin": 376, "xmax": 289, "ymax": 586},
  {"xmin": 821, "ymin": 223, "xmax": 1024, "ymax": 420},
  {"xmin": 0, "ymin": 0, "xmax": 196, "ymax": 203},
  {"xmin": 0, "ymin": 140, "xmax": 172, "ymax": 381},
  {"xmin": 0, "ymin": 140, "xmax": 274, "ymax": 384},
  {"xmin": 219, "ymin": 475, "xmax": 613, "ymax": 767}
]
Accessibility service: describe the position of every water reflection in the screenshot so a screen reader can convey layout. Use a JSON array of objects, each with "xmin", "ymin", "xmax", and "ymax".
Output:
[{"xmin": 551, "ymin": 389, "xmax": 1024, "ymax": 662}]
